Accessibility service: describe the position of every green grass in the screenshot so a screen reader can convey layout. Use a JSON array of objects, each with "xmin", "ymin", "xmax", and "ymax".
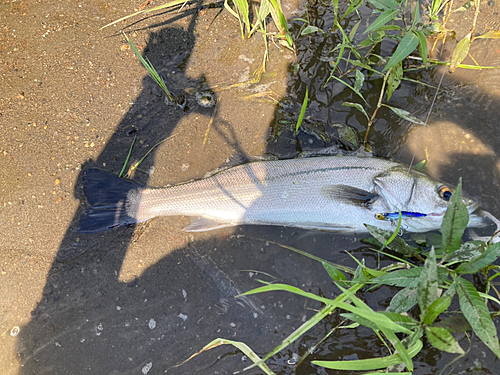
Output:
[{"xmin": 123, "ymin": 32, "xmax": 175, "ymax": 102}]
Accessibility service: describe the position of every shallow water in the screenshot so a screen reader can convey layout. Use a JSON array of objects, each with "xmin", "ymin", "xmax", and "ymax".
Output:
[{"xmin": 6, "ymin": 0, "xmax": 500, "ymax": 374}]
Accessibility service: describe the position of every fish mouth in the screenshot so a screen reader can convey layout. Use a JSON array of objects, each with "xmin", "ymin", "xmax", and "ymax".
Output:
[{"xmin": 426, "ymin": 201, "xmax": 481, "ymax": 219}]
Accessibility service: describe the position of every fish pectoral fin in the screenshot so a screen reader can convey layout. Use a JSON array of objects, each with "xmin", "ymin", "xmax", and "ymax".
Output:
[
  {"xmin": 321, "ymin": 184, "xmax": 378, "ymax": 208},
  {"xmin": 182, "ymin": 217, "xmax": 235, "ymax": 232}
]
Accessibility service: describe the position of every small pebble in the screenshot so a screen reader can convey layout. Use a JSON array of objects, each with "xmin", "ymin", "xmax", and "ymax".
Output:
[
  {"xmin": 54, "ymin": 178, "xmax": 60, "ymax": 186},
  {"xmin": 10, "ymin": 326, "xmax": 20, "ymax": 337},
  {"xmin": 142, "ymin": 362, "xmax": 152, "ymax": 374},
  {"xmin": 148, "ymin": 319, "xmax": 156, "ymax": 330}
]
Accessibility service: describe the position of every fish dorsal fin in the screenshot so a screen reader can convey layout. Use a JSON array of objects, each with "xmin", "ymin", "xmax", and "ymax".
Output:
[
  {"xmin": 321, "ymin": 185, "xmax": 378, "ymax": 208},
  {"xmin": 182, "ymin": 217, "xmax": 235, "ymax": 232}
]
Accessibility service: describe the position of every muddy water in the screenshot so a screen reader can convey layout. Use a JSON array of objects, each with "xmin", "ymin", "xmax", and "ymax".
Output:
[{"xmin": 2, "ymin": 0, "xmax": 500, "ymax": 374}]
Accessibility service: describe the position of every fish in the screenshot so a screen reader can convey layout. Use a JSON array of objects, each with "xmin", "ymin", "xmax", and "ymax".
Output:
[{"xmin": 78, "ymin": 155, "xmax": 487, "ymax": 234}]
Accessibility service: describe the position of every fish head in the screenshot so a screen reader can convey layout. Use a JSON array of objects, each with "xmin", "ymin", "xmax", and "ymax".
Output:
[{"xmin": 373, "ymin": 166, "xmax": 483, "ymax": 232}]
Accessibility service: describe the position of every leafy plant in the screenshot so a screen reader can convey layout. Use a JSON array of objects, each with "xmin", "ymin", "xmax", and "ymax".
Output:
[
  {"xmin": 104, "ymin": 0, "xmax": 499, "ymax": 146},
  {"xmin": 310, "ymin": 0, "xmax": 499, "ymax": 145},
  {"xmin": 185, "ymin": 180, "xmax": 500, "ymax": 373}
]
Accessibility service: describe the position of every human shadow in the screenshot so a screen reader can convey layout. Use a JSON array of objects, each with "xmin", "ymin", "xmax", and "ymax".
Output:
[
  {"xmin": 14, "ymin": 2, "xmax": 345, "ymax": 374},
  {"xmin": 13, "ymin": 3, "xmax": 278, "ymax": 374}
]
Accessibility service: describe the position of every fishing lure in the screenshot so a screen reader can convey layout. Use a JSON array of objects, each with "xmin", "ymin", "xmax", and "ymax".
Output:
[{"xmin": 375, "ymin": 211, "xmax": 427, "ymax": 221}]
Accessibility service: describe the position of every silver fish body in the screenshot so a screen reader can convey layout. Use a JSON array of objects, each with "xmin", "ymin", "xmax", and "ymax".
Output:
[{"xmin": 79, "ymin": 155, "xmax": 485, "ymax": 233}]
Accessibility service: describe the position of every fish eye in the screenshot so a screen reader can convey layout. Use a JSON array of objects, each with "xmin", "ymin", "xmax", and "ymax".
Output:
[
  {"xmin": 375, "ymin": 213, "xmax": 385, "ymax": 220},
  {"xmin": 438, "ymin": 186, "xmax": 453, "ymax": 201}
]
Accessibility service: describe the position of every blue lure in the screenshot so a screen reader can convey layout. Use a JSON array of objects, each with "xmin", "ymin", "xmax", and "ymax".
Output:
[{"xmin": 375, "ymin": 211, "xmax": 427, "ymax": 221}]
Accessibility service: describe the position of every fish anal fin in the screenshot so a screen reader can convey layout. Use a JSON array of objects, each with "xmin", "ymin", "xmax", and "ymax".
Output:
[
  {"xmin": 321, "ymin": 184, "xmax": 378, "ymax": 208},
  {"xmin": 293, "ymin": 223, "xmax": 357, "ymax": 232},
  {"xmin": 183, "ymin": 217, "xmax": 235, "ymax": 232}
]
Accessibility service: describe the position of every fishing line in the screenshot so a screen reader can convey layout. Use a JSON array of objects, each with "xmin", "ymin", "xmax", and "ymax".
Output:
[
  {"xmin": 407, "ymin": 51, "xmax": 448, "ymax": 172},
  {"xmin": 407, "ymin": 3, "xmax": 466, "ymax": 171}
]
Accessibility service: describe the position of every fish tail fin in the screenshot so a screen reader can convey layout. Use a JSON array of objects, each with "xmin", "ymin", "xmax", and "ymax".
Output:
[{"xmin": 78, "ymin": 169, "xmax": 144, "ymax": 233}]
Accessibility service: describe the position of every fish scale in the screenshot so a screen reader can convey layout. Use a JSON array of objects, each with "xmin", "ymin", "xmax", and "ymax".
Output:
[{"xmin": 129, "ymin": 157, "xmax": 389, "ymax": 228}]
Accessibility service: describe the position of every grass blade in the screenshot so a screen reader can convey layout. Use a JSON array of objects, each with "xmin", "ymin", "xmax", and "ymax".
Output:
[
  {"xmin": 474, "ymin": 30, "xmax": 500, "ymax": 39},
  {"xmin": 240, "ymin": 304, "xmax": 335, "ymax": 372},
  {"xmin": 430, "ymin": 0, "xmax": 444, "ymax": 19},
  {"xmin": 327, "ymin": 22, "xmax": 347, "ymax": 80},
  {"xmin": 125, "ymin": 133, "xmax": 178, "ymax": 178},
  {"xmin": 119, "ymin": 136, "xmax": 136, "ymax": 178},
  {"xmin": 261, "ymin": 239, "xmax": 355, "ymax": 274},
  {"xmin": 124, "ymin": 33, "xmax": 174, "ymax": 101},
  {"xmin": 176, "ymin": 338, "xmax": 275, "ymax": 374},
  {"xmin": 234, "ymin": 0, "xmax": 251, "ymax": 36},
  {"xmin": 312, "ymin": 340, "xmax": 422, "ymax": 370},
  {"xmin": 240, "ymin": 283, "xmax": 364, "ymax": 371},
  {"xmin": 337, "ymin": 285, "xmax": 414, "ymax": 370},
  {"xmin": 295, "ymin": 86, "xmax": 308, "ymax": 134},
  {"xmin": 267, "ymin": 0, "xmax": 293, "ymax": 48},
  {"xmin": 101, "ymin": 0, "xmax": 188, "ymax": 29},
  {"xmin": 341, "ymin": 0, "xmax": 364, "ymax": 21}
]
